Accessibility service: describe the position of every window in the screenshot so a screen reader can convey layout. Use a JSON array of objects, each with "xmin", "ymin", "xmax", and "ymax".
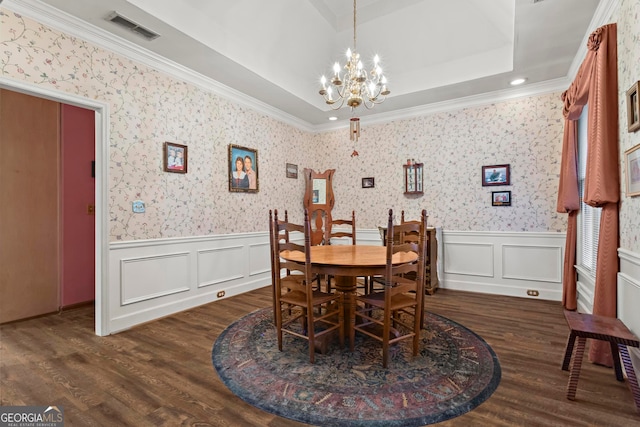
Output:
[{"xmin": 577, "ymin": 104, "xmax": 601, "ymax": 275}]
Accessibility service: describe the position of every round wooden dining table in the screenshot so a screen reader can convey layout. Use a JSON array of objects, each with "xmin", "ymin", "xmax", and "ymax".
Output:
[{"xmin": 279, "ymin": 245, "xmax": 418, "ymax": 342}]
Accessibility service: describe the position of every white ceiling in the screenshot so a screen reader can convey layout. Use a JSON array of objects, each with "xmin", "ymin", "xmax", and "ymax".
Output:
[{"xmin": 7, "ymin": 0, "xmax": 603, "ymax": 127}]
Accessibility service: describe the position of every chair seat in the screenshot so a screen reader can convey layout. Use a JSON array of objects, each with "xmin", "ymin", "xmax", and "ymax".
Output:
[
  {"xmin": 358, "ymin": 291, "xmax": 418, "ymax": 311},
  {"xmin": 281, "ymin": 289, "xmax": 339, "ymax": 306}
]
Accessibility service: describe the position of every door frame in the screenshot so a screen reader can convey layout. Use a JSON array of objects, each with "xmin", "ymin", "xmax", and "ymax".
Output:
[{"xmin": 1, "ymin": 77, "xmax": 110, "ymax": 336}]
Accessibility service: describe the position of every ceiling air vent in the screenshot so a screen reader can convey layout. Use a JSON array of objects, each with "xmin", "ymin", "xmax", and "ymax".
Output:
[{"xmin": 107, "ymin": 12, "xmax": 159, "ymax": 41}]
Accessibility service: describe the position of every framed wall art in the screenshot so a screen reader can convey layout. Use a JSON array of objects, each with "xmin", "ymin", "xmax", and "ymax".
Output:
[
  {"xmin": 625, "ymin": 143, "xmax": 640, "ymax": 197},
  {"xmin": 482, "ymin": 164, "xmax": 510, "ymax": 186},
  {"xmin": 228, "ymin": 144, "xmax": 258, "ymax": 193},
  {"xmin": 163, "ymin": 142, "xmax": 187, "ymax": 174},
  {"xmin": 286, "ymin": 163, "xmax": 298, "ymax": 179},
  {"xmin": 627, "ymin": 81, "xmax": 640, "ymax": 133},
  {"xmin": 362, "ymin": 177, "xmax": 375, "ymax": 188},
  {"xmin": 492, "ymin": 190, "xmax": 511, "ymax": 206}
]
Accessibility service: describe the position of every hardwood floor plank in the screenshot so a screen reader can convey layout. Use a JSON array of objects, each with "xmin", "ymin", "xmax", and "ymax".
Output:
[{"xmin": 2, "ymin": 287, "xmax": 639, "ymax": 426}]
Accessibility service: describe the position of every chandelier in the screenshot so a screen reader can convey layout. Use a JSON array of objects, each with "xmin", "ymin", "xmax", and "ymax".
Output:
[{"xmin": 318, "ymin": 0, "xmax": 390, "ymax": 111}]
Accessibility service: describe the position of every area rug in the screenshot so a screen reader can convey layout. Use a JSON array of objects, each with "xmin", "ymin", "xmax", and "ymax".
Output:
[{"xmin": 212, "ymin": 308, "xmax": 501, "ymax": 426}]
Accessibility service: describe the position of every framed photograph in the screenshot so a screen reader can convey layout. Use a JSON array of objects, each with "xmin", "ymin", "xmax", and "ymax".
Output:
[
  {"xmin": 627, "ymin": 81, "xmax": 640, "ymax": 133},
  {"xmin": 625, "ymin": 143, "xmax": 640, "ymax": 197},
  {"xmin": 482, "ymin": 164, "xmax": 510, "ymax": 186},
  {"xmin": 286, "ymin": 163, "xmax": 298, "ymax": 179},
  {"xmin": 362, "ymin": 177, "xmax": 375, "ymax": 188},
  {"xmin": 229, "ymin": 144, "xmax": 259, "ymax": 193},
  {"xmin": 492, "ymin": 190, "xmax": 511, "ymax": 206},
  {"xmin": 163, "ymin": 142, "xmax": 187, "ymax": 174}
]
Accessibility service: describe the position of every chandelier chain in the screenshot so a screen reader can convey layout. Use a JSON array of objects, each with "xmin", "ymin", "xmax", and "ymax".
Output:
[{"xmin": 353, "ymin": 0, "xmax": 357, "ymax": 51}]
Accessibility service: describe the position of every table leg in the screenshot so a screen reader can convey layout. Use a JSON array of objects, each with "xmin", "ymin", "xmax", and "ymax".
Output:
[
  {"xmin": 567, "ymin": 336, "xmax": 586, "ymax": 400},
  {"xmin": 334, "ymin": 275, "xmax": 357, "ymax": 347},
  {"xmin": 618, "ymin": 344, "xmax": 640, "ymax": 413}
]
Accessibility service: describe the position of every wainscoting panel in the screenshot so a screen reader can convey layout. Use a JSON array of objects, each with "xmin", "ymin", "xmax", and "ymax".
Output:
[
  {"xmin": 106, "ymin": 229, "xmax": 568, "ymax": 333},
  {"xmin": 444, "ymin": 242, "xmax": 494, "ymax": 277},
  {"xmin": 442, "ymin": 231, "xmax": 566, "ymax": 300},
  {"xmin": 248, "ymin": 242, "xmax": 272, "ymax": 277},
  {"xmin": 502, "ymin": 245, "xmax": 562, "ymax": 283},
  {"xmin": 120, "ymin": 252, "xmax": 190, "ymax": 305},
  {"xmin": 618, "ymin": 248, "xmax": 640, "ymax": 381},
  {"xmin": 108, "ymin": 232, "xmax": 271, "ymax": 333},
  {"xmin": 197, "ymin": 245, "xmax": 244, "ymax": 288}
]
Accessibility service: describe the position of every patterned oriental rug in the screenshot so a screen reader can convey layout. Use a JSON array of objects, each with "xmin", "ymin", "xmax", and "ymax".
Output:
[{"xmin": 212, "ymin": 308, "xmax": 501, "ymax": 427}]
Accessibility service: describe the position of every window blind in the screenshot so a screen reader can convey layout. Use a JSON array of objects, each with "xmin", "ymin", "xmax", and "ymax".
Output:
[{"xmin": 577, "ymin": 104, "xmax": 601, "ymax": 274}]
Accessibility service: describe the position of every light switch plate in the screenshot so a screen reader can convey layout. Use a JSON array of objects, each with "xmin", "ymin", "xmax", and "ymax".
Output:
[{"xmin": 132, "ymin": 200, "xmax": 145, "ymax": 213}]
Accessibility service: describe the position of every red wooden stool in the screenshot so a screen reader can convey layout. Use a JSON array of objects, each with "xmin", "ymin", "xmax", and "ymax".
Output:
[{"xmin": 562, "ymin": 310, "xmax": 640, "ymax": 413}]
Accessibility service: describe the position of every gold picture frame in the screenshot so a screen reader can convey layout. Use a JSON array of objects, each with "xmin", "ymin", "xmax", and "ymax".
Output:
[
  {"xmin": 626, "ymin": 81, "xmax": 640, "ymax": 133},
  {"xmin": 625, "ymin": 143, "xmax": 640, "ymax": 197}
]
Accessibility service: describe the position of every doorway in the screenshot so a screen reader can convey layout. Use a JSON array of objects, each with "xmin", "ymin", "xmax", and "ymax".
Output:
[
  {"xmin": 0, "ymin": 77, "xmax": 109, "ymax": 335},
  {"xmin": 0, "ymin": 89, "xmax": 96, "ymax": 322}
]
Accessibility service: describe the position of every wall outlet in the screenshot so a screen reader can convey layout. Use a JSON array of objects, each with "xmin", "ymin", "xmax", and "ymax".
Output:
[
  {"xmin": 527, "ymin": 289, "xmax": 539, "ymax": 297},
  {"xmin": 217, "ymin": 290, "xmax": 225, "ymax": 298}
]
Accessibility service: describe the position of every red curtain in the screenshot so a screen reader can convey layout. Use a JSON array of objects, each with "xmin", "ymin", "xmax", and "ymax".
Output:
[{"xmin": 557, "ymin": 24, "xmax": 619, "ymax": 366}]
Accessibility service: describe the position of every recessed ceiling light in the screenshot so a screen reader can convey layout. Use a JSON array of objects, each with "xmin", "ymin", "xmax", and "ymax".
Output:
[
  {"xmin": 328, "ymin": 116, "xmax": 338, "ymax": 121},
  {"xmin": 510, "ymin": 78, "xmax": 526, "ymax": 86}
]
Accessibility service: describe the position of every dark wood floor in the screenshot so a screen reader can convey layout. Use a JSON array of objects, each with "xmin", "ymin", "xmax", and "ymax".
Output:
[{"xmin": 1, "ymin": 287, "xmax": 639, "ymax": 426}]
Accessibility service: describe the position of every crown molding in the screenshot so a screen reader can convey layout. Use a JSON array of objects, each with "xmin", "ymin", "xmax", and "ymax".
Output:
[
  {"xmin": 566, "ymin": 0, "xmax": 619, "ymax": 81},
  {"xmin": 2, "ymin": 0, "xmax": 612, "ymax": 135},
  {"xmin": 314, "ymin": 77, "xmax": 570, "ymax": 133},
  {"xmin": 1, "ymin": 0, "xmax": 315, "ymax": 132}
]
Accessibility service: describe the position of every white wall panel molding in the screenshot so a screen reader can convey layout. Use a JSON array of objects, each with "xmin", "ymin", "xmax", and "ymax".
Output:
[
  {"xmin": 441, "ymin": 230, "xmax": 566, "ymax": 301},
  {"xmin": 108, "ymin": 232, "xmax": 271, "ymax": 332},
  {"xmin": 502, "ymin": 244, "xmax": 562, "ymax": 283},
  {"xmin": 618, "ymin": 247, "xmax": 640, "ymax": 368},
  {"xmin": 107, "ymin": 229, "xmax": 570, "ymax": 332},
  {"xmin": 248, "ymin": 241, "xmax": 272, "ymax": 277},
  {"xmin": 120, "ymin": 252, "xmax": 190, "ymax": 305},
  {"xmin": 444, "ymin": 242, "xmax": 495, "ymax": 277},
  {"xmin": 197, "ymin": 246, "xmax": 244, "ymax": 288}
]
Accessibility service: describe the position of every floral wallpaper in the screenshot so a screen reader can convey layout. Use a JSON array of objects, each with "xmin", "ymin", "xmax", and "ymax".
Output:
[
  {"xmin": 1, "ymin": 10, "xmax": 309, "ymax": 241},
  {"xmin": 1, "ymin": 4, "xmax": 635, "ymax": 250},
  {"xmin": 615, "ymin": 0, "xmax": 640, "ymax": 253},
  {"xmin": 314, "ymin": 93, "xmax": 567, "ymax": 232}
]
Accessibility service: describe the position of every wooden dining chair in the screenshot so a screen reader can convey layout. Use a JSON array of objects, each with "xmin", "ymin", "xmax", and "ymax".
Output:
[
  {"xmin": 401, "ymin": 210, "xmax": 430, "ymax": 328},
  {"xmin": 326, "ymin": 210, "xmax": 360, "ymax": 292},
  {"xmin": 269, "ymin": 209, "xmax": 292, "ymax": 323},
  {"xmin": 350, "ymin": 209, "xmax": 427, "ymax": 368},
  {"xmin": 329, "ymin": 210, "xmax": 357, "ymax": 244},
  {"xmin": 271, "ymin": 208, "xmax": 344, "ymax": 363}
]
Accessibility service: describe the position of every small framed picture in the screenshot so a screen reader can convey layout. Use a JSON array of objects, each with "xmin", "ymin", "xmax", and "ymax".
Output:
[
  {"xmin": 482, "ymin": 164, "xmax": 510, "ymax": 186},
  {"xmin": 229, "ymin": 144, "xmax": 258, "ymax": 193},
  {"xmin": 625, "ymin": 143, "xmax": 640, "ymax": 197},
  {"xmin": 286, "ymin": 163, "xmax": 298, "ymax": 179},
  {"xmin": 163, "ymin": 142, "xmax": 187, "ymax": 174},
  {"xmin": 492, "ymin": 190, "xmax": 511, "ymax": 206},
  {"xmin": 362, "ymin": 177, "xmax": 375, "ymax": 188},
  {"xmin": 626, "ymin": 81, "xmax": 640, "ymax": 133}
]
